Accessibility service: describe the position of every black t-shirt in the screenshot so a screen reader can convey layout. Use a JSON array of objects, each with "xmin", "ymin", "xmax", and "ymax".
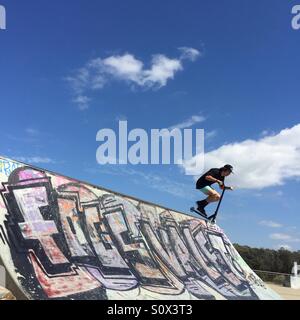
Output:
[{"xmin": 196, "ymin": 168, "xmax": 224, "ymax": 189}]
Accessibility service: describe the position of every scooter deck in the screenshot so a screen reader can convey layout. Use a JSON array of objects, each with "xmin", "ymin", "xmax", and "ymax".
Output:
[{"xmin": 190, "ymin": 207, "xmax": 216, "ymax": 223}]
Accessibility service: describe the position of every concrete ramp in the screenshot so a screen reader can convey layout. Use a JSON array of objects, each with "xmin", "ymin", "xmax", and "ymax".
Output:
[{"xmin": 0, "ymin": 156, "xmax": 281, "ymax": 300}]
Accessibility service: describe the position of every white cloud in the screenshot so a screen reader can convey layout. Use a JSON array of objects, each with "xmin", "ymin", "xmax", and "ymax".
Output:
[
  {"xmin": 86, "ymin": 166, "xmax": 193, "ymax": 200},
  {"xmin": 15, "ymin": 156, "xmax": 56, "ymax": 164},
  {"xmin": 72, "ymin": 95, "xmax": 91, "ymax": 111},
  {"xmin": 142, "ymin": 54, "xmax": 182, "ymax": 88},
  {"xmin": 270, "ymin": 233, "xmax": 300, "ymax": 242},
  {"xmin": 25, "ymin": 128, "xmax": 39, "ymax": 136},
  {"xmin": 168, "ymin": 115, "xmax": 206, "ymax": 130},
  {"xmin": 178, "ymin": 47, "xmax": 201, "ymax": 61},
  {"xmin": 206, "ymin": 130, "xmax": 218, "ymax": 140},
  {"xmin": 270, "ymin": 233, "xmax": 291, "ymax": 240},
  {"xmin": 66, "ymin": 48, "xmax": 200, "ymax": 110},
  {"xmin": 261, "ymin": 130, "xmax": 275, "ymax": 137},
  {"xmin": 259, "ymin": 220, "xmax": 283, "ymax": 228},
  {"xmin": 6, "ymin": 127, "xmax": 41, "ymax": 143},
  {"xmin": 276, "ymin": 244, "xmax": 292, "ymax": 251},
  {"xmin": 183, "ymin": 123, "xmax": 300, "ymax": 189},
  {"xmin": 103, "ymin": 54, "xmax": 144, "ymax": 83},
  {"xmin": 65, "ymin": 67, "xmax": 92, "ymax": 95}
]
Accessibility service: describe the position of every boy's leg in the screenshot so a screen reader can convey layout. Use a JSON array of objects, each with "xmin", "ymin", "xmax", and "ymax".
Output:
[
  {"xmin": 206, "ymin": 189, "xmax": 221, "ymax": 203},
  {"xmin": 197, "ymin": 187, "xmax": 221, "ymax": 215},
  {"xmin": 196, "ymin": 187, "xmax": 211, "ymax": 215}
]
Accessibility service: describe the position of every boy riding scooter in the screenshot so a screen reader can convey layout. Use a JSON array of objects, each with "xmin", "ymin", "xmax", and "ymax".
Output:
[{"xmin": 195, "ymin": 164, "xmax": 234, "ymax": 217}]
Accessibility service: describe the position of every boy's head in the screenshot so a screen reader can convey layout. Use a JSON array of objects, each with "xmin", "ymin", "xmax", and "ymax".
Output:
[{"xmin": 220, "ymin": 164, "xmax": 233, "ymax": 177}]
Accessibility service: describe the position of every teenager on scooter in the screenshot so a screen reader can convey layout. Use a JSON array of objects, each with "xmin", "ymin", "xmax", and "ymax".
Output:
[{"xmin": 195, "ymin": 164, "xmax": 234, "ymax": 217}]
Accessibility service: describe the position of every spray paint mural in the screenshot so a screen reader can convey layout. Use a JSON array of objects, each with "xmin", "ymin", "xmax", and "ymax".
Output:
[{"xmin": 0, "ymin": 157, "xmax": 280, "ymax": 300}]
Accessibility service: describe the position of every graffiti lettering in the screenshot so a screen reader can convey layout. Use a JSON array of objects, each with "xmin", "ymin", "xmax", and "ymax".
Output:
[
  {"xmin": 0, "ymin": 160, "xmax": 21, "ymax": 177},
  {"xmin": 0, "ymin": 163, "xmax": 279, "ymax": 300}
]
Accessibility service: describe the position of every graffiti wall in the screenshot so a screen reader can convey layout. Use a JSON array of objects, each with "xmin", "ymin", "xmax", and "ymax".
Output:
[{"xmin": 0, "ymin": 157, "xmax": 280, "ymax": 300}]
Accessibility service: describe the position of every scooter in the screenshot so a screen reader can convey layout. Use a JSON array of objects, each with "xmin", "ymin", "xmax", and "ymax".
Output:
[{"xmin": 190, "ymin": 186, "xmax": 233, "ymax": 223}]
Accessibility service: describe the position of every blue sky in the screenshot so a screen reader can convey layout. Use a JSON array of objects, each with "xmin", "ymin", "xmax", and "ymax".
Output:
[{"xmin": 1, "ymin": 0, "xmax": 300, "ymax": 250}]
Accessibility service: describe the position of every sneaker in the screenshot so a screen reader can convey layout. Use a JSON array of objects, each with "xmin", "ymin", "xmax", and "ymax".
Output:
[{"xmin": 196, "ymin": 205, "xmax": 207, "ymax": 217}]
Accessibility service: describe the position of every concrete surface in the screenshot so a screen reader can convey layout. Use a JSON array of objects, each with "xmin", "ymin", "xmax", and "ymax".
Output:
[{"xmin": 266, "ymin": 283, "xmax": 300, "ymax": 300}]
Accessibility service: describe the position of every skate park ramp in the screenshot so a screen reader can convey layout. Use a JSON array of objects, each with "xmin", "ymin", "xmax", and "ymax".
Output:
[{"xmin": 0, "ymin": 156, "xmax": 281, "ymax": 300}]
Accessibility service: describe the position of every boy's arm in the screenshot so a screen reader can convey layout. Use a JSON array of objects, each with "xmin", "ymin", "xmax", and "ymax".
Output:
[{"xmin": 205, "ymin": 175, "xmax": 223, "ymax": 185}]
